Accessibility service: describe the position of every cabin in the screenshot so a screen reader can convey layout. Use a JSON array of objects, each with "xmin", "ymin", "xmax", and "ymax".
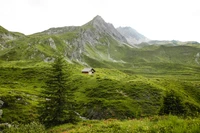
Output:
[{"xmin": 82, "ymin": 68, "xmax": 95, "ymax": 74}]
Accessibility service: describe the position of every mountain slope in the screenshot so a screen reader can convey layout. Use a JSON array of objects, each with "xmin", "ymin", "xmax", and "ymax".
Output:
[
  {"xmin": 1, "ymin": 61, "xmax": 200, "ymax": 124},
  {"xmin": 0, "ymin": 26, "xmax": 25, "ymax": 50},
  {"xmin": 0, "ymin": 16, "xmax": 133, "ymax": 65},
  {"xmin": 0, "ymin": 16, "xmax": 200, "ymax": 68},
  {"xmin": 117, "ymin": 26, "xmax": 149, "ymax": 45},
  {"xmin": 40, "ymin": 15, "xmax": 130, "ymax": 63}
]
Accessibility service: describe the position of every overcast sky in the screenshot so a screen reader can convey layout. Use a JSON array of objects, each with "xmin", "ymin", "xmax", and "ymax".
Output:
[{"xmin": 1, "ymin": 0, "xmax": 200, "ymax": 42}]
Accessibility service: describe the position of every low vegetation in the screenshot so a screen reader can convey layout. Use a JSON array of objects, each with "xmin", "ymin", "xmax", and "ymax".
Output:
[
  {"xmin": 0, "ymin": 58, "xmax": 200, "ymax": 132},
  {"xmin": 2, "ymin": 122, "xmax": 46, "ymax": 133},
  {"xmin": 49, "ymin": 115, "xmax": 200, "ymax": 133},
  {"xmin": 0, "ymin": 25, "xmax": 200, "ymax": 132}
]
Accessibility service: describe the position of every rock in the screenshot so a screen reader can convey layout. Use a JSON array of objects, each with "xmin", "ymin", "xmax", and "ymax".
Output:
[
  {"xmin": 0, "ymin": 109, "xmax": 3, "ymax": 118},
  {"xmin": 48, "ymin": 38, "xmax": 57, "ymax": 49},
  {"xmin": 0, "ymin": 123, "xmax": 11, "ymax": 129},
  {"xmin": 74, "ymin": 111, "xmax": 88, "ymax": 120},
  {"xmin": 0, "ymin": 100, "xmax": 4, "ymax": 108}
]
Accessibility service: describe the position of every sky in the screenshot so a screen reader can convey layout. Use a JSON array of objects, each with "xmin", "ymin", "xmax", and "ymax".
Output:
[{"xmin": 1, "ymin": 0, "xmax": 200, "ymax": 42}]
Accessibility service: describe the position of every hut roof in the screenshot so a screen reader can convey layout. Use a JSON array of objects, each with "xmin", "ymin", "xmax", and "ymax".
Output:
[{"xmin": 82, "ymin": 68, "xmax": 95, "ymax": 72}]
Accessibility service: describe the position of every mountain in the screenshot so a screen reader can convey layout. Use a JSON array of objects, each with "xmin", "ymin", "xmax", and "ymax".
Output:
[
  {"xmin": 41, "ymin": 15, "xmax": 128, "ymax": 44},
  {"xmin": 117, "ymin": 26, "xmax": 149, "ymax": 45},
  {"xmin": 0, "ymin": 16, "xmax": 200, "ymax": 67},
  {"xmin": 0, "ymin": 16, "xmax": 134, "ymax": 65},
  {"xmin": 0, "ymin": 26, "xmax": 25, "ymax": 49}
]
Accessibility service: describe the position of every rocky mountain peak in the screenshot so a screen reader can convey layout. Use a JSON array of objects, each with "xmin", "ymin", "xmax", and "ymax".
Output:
[
  {"xmin": 89, "ymin": 15, "xmax": 109, "ymax": 30},
  {"xmin": 92, "ymin": 15, "xmax": 105, "ymax": 23},
  {"xmin": 86, "ymin": 15, "xmax": 128, "ymax": 44}
]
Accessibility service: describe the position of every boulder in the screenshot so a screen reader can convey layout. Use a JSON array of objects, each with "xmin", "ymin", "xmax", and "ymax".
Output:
[
  {"xmin": 0, "ymin": 100, "xmax": 4, "ymax": 108},
  {"xmin": 0, "ymin": 109, "xmax": 3, "ymax": 118}
]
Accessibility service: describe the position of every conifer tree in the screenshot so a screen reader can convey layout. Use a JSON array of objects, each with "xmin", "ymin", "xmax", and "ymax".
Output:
[
  {"xmin": 159, "ymin": 90, "xmax": 186, "ymax": 115},
  {"xmin": 39, "ymin": 57, "xmax": 78, "ymax": 127}
]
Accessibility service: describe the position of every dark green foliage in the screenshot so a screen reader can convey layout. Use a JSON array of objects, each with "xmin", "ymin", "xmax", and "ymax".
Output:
[
  {"xmin": 38, "ymin": 57, "xmax": 78, "ymax": 127},
  {"xmin": 160, "ymin": 90, "xmax": 186, "ymax": 115}
]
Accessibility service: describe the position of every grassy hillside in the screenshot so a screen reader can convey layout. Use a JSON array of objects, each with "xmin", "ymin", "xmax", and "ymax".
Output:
[
  {"xmin": 0, "ymin": 60, "xmax": 200, "ymax": 125},
  {"xmin": 0, "ymin": 26, "xmax": 25, "ymax": 44},
  {"xmin": 0, "ymin": 25, "xmax": 200, "ymax": 132},
  {"xmin": 48, "ymin": 115, "xmax": 200, "ymax": 133},
  {"xmin": 0, "ymin": 26, "xmax": 9, "ymax": 34}
]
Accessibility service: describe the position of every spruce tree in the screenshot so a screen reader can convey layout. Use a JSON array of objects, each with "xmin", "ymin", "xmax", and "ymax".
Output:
[
  {"xmin": 159, "ymin": 90, "xmax": 186, "ymax": 115},
  {"xmin": 39, "ymin": 57, "xmax": 77, "ymax": 127}
]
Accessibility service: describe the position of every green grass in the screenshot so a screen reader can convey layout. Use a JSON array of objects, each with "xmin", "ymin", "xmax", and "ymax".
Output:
[
  {"xmin": 48, "ymin": 115, "xmax": 200, "ymax": 133},
  {"xmin": 0, "ymin": 60, "xmax": 200, "ymax": 124},
  {"xmin": 1, "ymin": 25, "xmax": 200, "ymax": 131},
  {"xmin": 2, "ymin": 122, "xmax": 46, "ymax": 133}
]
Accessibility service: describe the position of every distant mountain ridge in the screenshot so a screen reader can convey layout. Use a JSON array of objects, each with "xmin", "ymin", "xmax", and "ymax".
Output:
[
  {"xmin": 117, "ymin": 27, "xmax": 149, "ymax": 45},
  {"xmin": 148, "ymin": 40, "xmax": 199, "ymax": 46}
]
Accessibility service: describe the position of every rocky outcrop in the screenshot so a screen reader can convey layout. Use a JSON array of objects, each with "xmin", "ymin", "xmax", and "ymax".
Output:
[
  {"xmin": 0, "ymin": 100, "xmax": 4, "ymax": 118},
  {"xmin": 0, "ymin": 110, "xmax": 3, "ymax": 118},
  {"xmin": 195, "ymin": 52, "xmax": 200, "ymax": 65},
  {"xmin": 48, "ymin": 38, "xmax": 57, "ymax": 49},
  {"xmin": 117, "ymin": 27, "xmax": 149, "ymax": 45},
  {"xmin": 0, "ymin": 100, "xmax": 3, "ymax": 108}
]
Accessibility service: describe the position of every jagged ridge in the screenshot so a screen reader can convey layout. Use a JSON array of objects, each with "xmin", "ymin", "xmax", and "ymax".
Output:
[{"xmin": 117, "ymin": 26, "xmax": 149, "ymax": 45}]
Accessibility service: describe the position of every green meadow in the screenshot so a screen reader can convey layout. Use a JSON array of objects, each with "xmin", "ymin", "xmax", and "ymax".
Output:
[
  {"xmin": 0, "ymin": 24, "xmax": 200, "ymax": 132},
  {"xmin": 0, "ymin": 59, "xmax": 200, "ymax": 132}
]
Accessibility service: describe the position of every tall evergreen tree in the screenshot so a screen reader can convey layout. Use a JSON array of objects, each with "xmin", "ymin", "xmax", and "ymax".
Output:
[
  {"xmin": 159, "ymin": 90, "xmax": 186, "ymax": 115},
  {"xmin": 39, "ymin": 57, "xmax": 78, "ymax": 127}
]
